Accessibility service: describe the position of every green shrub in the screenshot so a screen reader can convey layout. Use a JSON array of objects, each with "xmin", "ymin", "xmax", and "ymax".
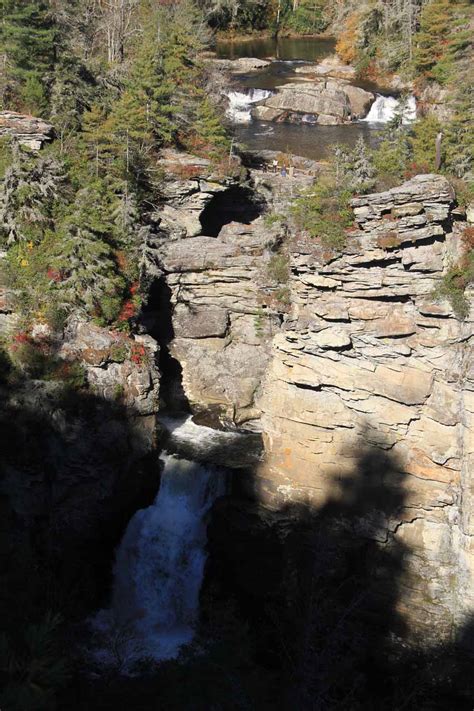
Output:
[
  {"xmin": 110, "ymin": 343, "xmax": 130, "ymax": 363},
  {"xmin": 292, "ymin": 182, "xmax": 353, "ymax": 251},
  {"xmin": 274, "ymin": 286, "xmax": 291, "ymax": 305},
  {"xmin": 263, "ymin": 212, "xmax": 285, "ymax": 227},
  {"xmin": 433, "ymin": 227, "xmax": 474, "ymax": 319},
  {"xmin": 267, "ymin": 253, "xmax": 289, "ymax": 284}
]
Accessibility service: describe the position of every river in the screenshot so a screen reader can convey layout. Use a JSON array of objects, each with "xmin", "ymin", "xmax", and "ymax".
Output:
[{"xmin": 218, "ymin": 36, "xmax": 415, "ymax": 161}]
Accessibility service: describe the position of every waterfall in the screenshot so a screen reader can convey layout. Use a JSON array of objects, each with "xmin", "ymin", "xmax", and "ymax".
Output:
[
  {"xmin": 226, "ymin": 88, "xmax": 273, "ymax": 123},
  {"xmin": 362, "ymin": 94, "xmax": 416, "ymax": 124},
  {"xmin": 91, "ymin": 453, "xmax": 224, "ymax": 670}
]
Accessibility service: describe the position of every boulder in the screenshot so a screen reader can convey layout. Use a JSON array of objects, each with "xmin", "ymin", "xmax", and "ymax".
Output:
[
  {"xmin": 343, "ymin": 84, "xmax": 375, "ymax": 118},
  {"xmin": 210, "ymin": 57, "xmax": 271, "ymax": 73},
  {"xmin": 253, "ymin": 82, "xmax": 351, "ymax": 124}
]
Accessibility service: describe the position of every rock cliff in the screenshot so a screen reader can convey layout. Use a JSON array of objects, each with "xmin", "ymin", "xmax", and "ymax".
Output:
[{"xmin": 159, "ymin": 170, "xmax": 473, "ymax": 648}]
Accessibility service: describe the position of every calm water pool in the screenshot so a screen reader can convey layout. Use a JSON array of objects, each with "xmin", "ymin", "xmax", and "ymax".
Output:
[{"xmin": 216, "ymin": 35, "xmax": 336, "ymax": 62}]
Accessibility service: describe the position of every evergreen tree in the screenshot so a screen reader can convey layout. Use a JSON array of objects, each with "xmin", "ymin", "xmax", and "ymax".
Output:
[
  {"xmin": 410, "ymin": 115, "xmax": 444, "ymax": 172},
  {"xmin": 349, "ymin": 136, "xmax": 376, "ymax": 193},
  {"xmin": 52, "ymin": 184, "xmax": 126, "ymax": 323},
  {"xmin": 189, "ymin": 95, "xmax": 229, "ymax": 157},
  {"xmin": 80, "ymin": 103, "xmax": 111, "ymax": 177},
  {"xmin": 0, "ymin": 0, "xmax": 56, "ymax": 110},
  {"xmin": 104, "ymin": 89, "xmax": 153, "ymax": 178},
  {"xmin": 414, "ymin": 0, "xmax": 453, "ymax": 77},
  {"xmin": 444, "ymin": 82, "xmax": 474, "ymax": 178},
  {"xmin": 49, "ymin": 55, "xmax": 96, "ymax": 152},
  {"xmin": 0, "ymin": 147, "xmax": 65, "ymax": 247}
]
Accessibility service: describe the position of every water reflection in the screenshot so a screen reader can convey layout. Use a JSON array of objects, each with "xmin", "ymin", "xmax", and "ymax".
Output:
[{"xmin": 216, "ymin": 36, "xmax": 336, "ymax": 62}]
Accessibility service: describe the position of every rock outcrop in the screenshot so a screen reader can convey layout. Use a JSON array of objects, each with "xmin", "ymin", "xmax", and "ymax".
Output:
[
  {"xmin": 253, "ymin": 78, "xmax": 374, "ymax": 123},
  {"xmin": 158, "ymin": 149, "xmax": 243, "ymax": 238},
  {"xmin": 155, "ymin": 166, "xmax": 474, "ymax": 646},
  {"xmin": 158, "ymin": 216, "xmax": 283, "ymax": 426},
  {"xmin": 249, "ymin": 174, "xmax": 473, "ymax": 644},
  {"xmin": 210, "ymin": 56, "xmax": 271, "ymax": 74},
  {"xmin": 0, "ymin": 111, "xmax": 54, "ymax": 149},
  {"xmin": 253, "ymin": 82, "xmax": 353, "ymax": 125},
  {"xmin": 248, "ymin": 55, "xmax": 375, "ymax": 123}
]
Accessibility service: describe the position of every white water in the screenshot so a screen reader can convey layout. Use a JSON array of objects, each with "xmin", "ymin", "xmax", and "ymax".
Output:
[
  {"xmin": 362, "ymin": 94, "xmax": 416, "ymax": 124},
  {"xmin": 91, "ymin": 453, "xmax": 224, "ymax": 671},
  {"xmin": 226, "ymin": 88, "xmax": 273, "ymax": 123}
]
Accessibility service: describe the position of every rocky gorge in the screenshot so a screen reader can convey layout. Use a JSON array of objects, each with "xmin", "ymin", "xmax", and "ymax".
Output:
[
  {"xmin": 155, "ymin": 159, "xmax": 474, "ymax": 647},
  {"xmin": 1, "ymin": 120, "xmax": 473, "ymax": 706}
]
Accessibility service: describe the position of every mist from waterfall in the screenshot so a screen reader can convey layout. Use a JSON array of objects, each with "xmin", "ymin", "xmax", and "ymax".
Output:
[{"xmin": 91, "ymin": 453, "xmax": 225, "ymax": 670}]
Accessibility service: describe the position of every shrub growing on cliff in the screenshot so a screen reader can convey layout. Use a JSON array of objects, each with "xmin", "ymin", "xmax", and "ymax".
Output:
[
  {"xmin": 434, "ymin": 226, "xmax": 474, "ymax": 319},
  {"xmin": 267, "ymin": 252, "xmax": 290, "ymax": 284},
  {"xmin": 292, "ymin": 181, "xmax": 353, "ymax": 251}
]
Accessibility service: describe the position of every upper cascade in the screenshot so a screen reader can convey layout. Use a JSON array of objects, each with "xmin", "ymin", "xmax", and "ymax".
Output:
[
  {"xmin": 225, "ymin": 88, "xmax": 273, "ymax": 123},
  {"xmin": 362, "ymin": 94, "xmax": 417, "ymax": 124}
]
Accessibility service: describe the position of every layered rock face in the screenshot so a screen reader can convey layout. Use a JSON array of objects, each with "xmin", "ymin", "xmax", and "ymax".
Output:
[
  {"xmin": 0, "ymin": 111, "xmax": 54, "ymax": 149},
  {"xmin": 156, "ymin": 167, "xmax": 473, "ymax": 646},
  {"xmin": 158, "ymin": 216, "xmax": 282, "ymax": 426},
  {"xmin": 252, "ymin": 174, "xmax": 473, "ymax": 643}
]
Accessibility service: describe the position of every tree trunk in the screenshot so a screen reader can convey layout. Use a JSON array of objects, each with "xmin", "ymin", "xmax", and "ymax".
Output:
[{"xmin": 435, "ymin": 132, "xmax": 443, "ymax": 170}]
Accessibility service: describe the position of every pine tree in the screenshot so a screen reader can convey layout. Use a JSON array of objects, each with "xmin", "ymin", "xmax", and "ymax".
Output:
[
  {"xmin": 414, "ymin": 0, "xmax": 453, "ymax": 77},
  {"xmin": 104, "ymin": 89, "xmax": 153, "ymax": 177},
  {"xmin": 349, "ymin": 136, "xmax": 376, "ymax": 193},
  {"xmin": 444, "ymin": 82, "xmax": 474, "ymax": 178},
  {"xmin": 0, "ymin": 147, "xmax": 65, "ymax": 247},
  {"xmin": 410, "ymin": 115, "xmax": 443, "ymax": 172},
  {"xmin": 49, "ymin": 55, "xmax": 96, "ymax": 153},
  {"xmin": 129, "ymin": 32, "xmax": 176, "ymax": 145},
  {"xmin": 52, "ymin": 185, "xmax": 126, "ymax": 323},
  {"xmin": 0, "ymin": 0, "xmax": 56, "ymax": 110},
  {"xmin": 190, "ymin": 95, "xmax": 230, "ymax": 157},
  {"xmin": 80, "ymin": 104, "xmax": 111, "ymax": 177}
]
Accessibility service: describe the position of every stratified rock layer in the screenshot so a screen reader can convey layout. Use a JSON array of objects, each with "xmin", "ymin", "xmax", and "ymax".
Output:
[
  {"xmin": 255, "ymin": 174, "xmax": 473, "ymax": 643},
  {"xmin": 158, "ymin": 216, "xmax": 282, "ymax": 426},
  {"xmin": 0, "ymin": 111, "xmax": 54, "ymax": 149}
]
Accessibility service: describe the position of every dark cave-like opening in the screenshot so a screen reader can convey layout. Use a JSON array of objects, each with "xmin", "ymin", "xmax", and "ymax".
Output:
[
  {"xmin": 199, "ymin": 186, "xmax": 263, "ymax": 237},
  {"xmin": 141, "ymin": 277, "xmax": 190, "ymax": 414}
]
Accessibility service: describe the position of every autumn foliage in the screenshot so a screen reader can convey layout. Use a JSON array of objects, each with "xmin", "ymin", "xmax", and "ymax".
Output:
[{"xmin": 336, "ymin": 12, "xmax": 360, "ymax": 65}]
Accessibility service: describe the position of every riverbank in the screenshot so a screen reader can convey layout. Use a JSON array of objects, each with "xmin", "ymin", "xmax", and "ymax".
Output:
[{"xmin": 214, "ymin": 29, "xmax": 333, "ymax": 42}]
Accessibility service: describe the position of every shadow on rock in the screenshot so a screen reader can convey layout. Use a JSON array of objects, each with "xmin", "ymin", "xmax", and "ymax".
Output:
[{"xmin": 207, "ymin": 434, "xmax": 474, "ymax": 710}]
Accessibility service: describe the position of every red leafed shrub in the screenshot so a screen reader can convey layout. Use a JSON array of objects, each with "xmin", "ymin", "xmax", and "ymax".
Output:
[
  {"xmin": 404, "ymin": 162, "xmax": 432, "ymax": 179},
  {"xmin": 47, "ymin": 268, "xmax": 64, "ymax": 282},
  {"xmin": 116, "ymin": 250, "xmax": 128, "ymax": 272},
  {"xmin": 118, "ymin": 299, "xmax": 136, "ymax": 322},
  {"xmin": 168, "ymin": 162, "xmax": 203, "ymax": 180},
  {"xmin": 13, "ymin": 331, "xmax": 31, "ymax": 345},
  {"xmin": 130, "ymin": 343, "xmax": 148, "ymax": 366}
]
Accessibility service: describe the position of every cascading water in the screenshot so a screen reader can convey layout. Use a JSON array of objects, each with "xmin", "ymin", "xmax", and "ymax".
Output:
[
  {"xmin": 91, "ymin": 453, "xmax": 224, "ymax": 670},
  {"xmin": 226, "ymin": 88, "xmax": 273, "ymax": 123},
  {"xmin": 362, "ymin": 94, "xmax": 416, "ymax": 124}
]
